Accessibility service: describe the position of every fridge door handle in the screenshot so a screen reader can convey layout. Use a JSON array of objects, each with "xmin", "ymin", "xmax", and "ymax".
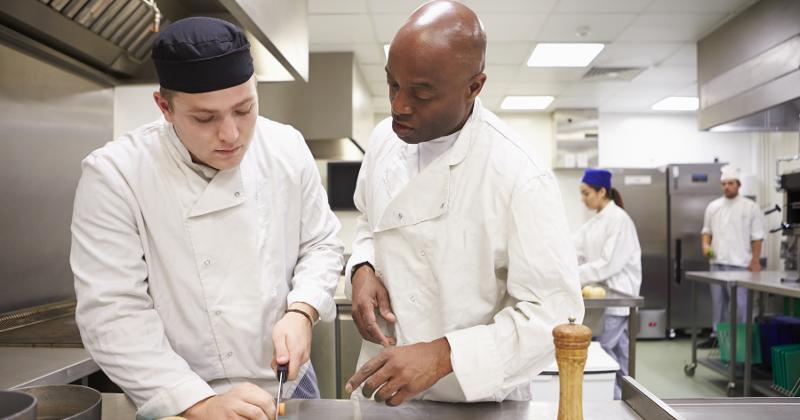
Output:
[{"xmin": 674, "ymin": 238, "xmax": 683, "ymax": 284}]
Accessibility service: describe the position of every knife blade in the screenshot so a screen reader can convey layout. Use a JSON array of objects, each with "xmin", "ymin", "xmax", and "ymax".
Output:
[{"xmin": 276, "ymin": 364, "xmax": 288, "ymax": 418}]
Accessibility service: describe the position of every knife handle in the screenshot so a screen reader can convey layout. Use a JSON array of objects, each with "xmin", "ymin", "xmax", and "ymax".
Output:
[{"xmin": 277, "ymin": 364, "xmax": 289, "ymax": 383}]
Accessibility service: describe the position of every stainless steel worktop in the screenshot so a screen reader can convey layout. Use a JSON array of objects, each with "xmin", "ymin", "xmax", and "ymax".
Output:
[
  {"xmin": 686, "ymin": 270, "xmax": 800, "ymax": 299},
  {"xmin": 0, "ymin": 347, "xmax": 98, "ymax": 390},
  {"xmin": 99, "ymin": 393, "xmax": 800, "ymax": 420},
  {"xmin": 99, "ymin": 393, "xmax": 643, "ymax": 420}
]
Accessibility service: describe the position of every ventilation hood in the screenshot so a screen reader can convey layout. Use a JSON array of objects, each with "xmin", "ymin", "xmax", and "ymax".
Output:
[
  {"xmin": 0, "ymin": 0, "xmax": 308, "ymax": 86},
  {"xmin": 698, "ymin": 0, "xmax": 800, "ymax": 132}
]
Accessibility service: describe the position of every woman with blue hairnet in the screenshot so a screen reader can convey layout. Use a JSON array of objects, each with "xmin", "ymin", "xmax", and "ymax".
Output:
[{"xmin": 573, "ymin": 168, "xmax": 642, "ymax": 399}]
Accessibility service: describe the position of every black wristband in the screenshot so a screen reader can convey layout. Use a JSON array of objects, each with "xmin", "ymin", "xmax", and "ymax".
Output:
[
  {"xmin": 286, "ymin": 308, "xmax": 314, "ymax": 326},
  {"xmin": 350, "ymin": 261, "xmax": 374, "ymax": 280}
]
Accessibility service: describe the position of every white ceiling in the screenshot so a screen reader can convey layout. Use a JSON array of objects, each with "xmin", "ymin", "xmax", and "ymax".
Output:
[{"xmin": 307, "ymin": 0, "xmax": 758, "ymax": 113}]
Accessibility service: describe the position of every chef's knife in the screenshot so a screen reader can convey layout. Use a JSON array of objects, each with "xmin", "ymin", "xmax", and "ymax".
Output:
[{"xmin": 276, "ymin": 364, "xmax": 288, "ymax": 418}]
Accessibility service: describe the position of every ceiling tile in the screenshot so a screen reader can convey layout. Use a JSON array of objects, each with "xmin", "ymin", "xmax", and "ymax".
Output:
[
  {"xmin": 462, "ymin": 0, "xmax": 558, "ymax": 13},
  {"xmin": 486, "ymin": 42, "xmax": 534, "ymax": 65},
  {"xmin": 479, "ymin": 80, "xmax": 510, "ymax": 97},
  {"xmin": 310, "ymin": 43, "xmax": 385, "ymax": 64},
  {"xmin": 368, "ymin": 81, "xmax": 388, "ymax": 96},
  {"xmin": 555, "ymin": 0, "xmax": 652, "ymax": 13},
  {"xmin": 593, "ymin": 42, "xmax": 682, "ymax": 67},
  {"xmin": 371, "ymin": 14, "xmax": 408, "ymax": 43},
  {"xmin": 505, "ymin": 82, "xmax": 568, "ymax": 96},
  {"xmin": 366, "ymin": 0, "xmax": 424, "ymax": 14},
  {"xmin": 662, "ymin": 43, "xmax": 697, "ymax": 66},
  {"xmin": 309, "ymin": 15, "xmax": 375, "ymax": 44},
  {"xmin": 560, "ymin": 81, "xmax": 628, "ymax": 98},
  {"xmin": 673, "ymin": 83, "xmax": 698, "ymax": 96},
  {"xmin": 633, "ymin": 65, "xmax": 696, "ymax": 84},
  {"xmin": 485, "ymin": 64, "xmax": 522, "ymax": 82},
  {"xmin": 601, "ymin": 96, "xmax": 665, "ymax": 112},
  {"xmin": 359, "ymin": 63, "xmax": 387, "ymax": 82},
  {"xmin": 536, "ymin": 13, "xmax": 637, "ymax": 42},
  {"xmin": 646, "ymin": 0, "xmax": 754, "ymax": 13},
  {"xmin": 515, "ymin": 67, "xmax": 587, "ymax": 83},
  {"xmin": 308, "ymin": 0, "xmax": 368, "ymax": 14},
  {"xmin": 617, "ymin": 13, "xmax": 726, "ymax": 42},
  {"xmin": 550, "ymin": 96, "xmax": 605, "ymax": 109},
  {"xmin": 613, "ymin": 82, "xmax": 685, "ymax": 98},
  {"xmin": 480, "ymin": 14, "xmax": 548, "ymax": 42}
]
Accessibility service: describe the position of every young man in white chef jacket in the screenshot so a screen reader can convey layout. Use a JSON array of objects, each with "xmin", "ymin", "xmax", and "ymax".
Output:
[
  {"xmin": 700, "ymin": 165, "xmax": 765, "ymax": 347},
  {"xmin": 343, "ymin": 1, "xmax": 584, "ymax": 406},
  {"xmin": 70, "ymin": 17, "xmax": 343, "ymax": 419}
]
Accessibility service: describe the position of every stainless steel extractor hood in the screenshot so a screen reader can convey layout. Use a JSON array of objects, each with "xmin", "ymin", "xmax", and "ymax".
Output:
[
  {"xmin": 0, "ymin": 0, "xmax": 308, "ymax": 86},
  {"xmin": 697, "ymin": 0, "xmax": 800, "ymax": 132}
]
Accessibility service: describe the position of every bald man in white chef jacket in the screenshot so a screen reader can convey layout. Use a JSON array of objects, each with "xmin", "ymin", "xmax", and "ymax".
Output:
[
  {"xmin": 342, "ymin": 1, "xmax": 584, "ymax": 406},
  {"xmin": 700, "ymin": 165, "xmax": 765, "ymax": 347}
]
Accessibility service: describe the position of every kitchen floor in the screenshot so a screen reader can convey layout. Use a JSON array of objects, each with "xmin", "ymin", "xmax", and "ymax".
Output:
[{"xmin": 635, "ymin": 338, "xmax": 729, "ymax": 398}]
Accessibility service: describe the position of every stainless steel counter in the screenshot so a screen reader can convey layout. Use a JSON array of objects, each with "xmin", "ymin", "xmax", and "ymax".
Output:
[
  {"xmin": 685, "ymin": 270, "xmax": 800, "ymax": 397},
  {"xmin": 0, "ymin": 347, "xmax": 98, "ymax": 389},
  {"xmin": 98, "ymin": 393, "xmax": 643, "ymax": 420},
  {"xmin": 667, "ymin": 397, "xmax": 800, "ymax": 420}
]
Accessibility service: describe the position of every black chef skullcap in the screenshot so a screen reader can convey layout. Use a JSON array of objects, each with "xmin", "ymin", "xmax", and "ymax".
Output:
[{"xmin": 151, "ymin": 17, "xmax": 253, "ymax": 93}]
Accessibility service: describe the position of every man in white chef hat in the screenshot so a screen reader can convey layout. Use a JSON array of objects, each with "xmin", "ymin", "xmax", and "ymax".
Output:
[{"xmin": 699, "ymin": 165, "xmax": 765, "ymax": 348}]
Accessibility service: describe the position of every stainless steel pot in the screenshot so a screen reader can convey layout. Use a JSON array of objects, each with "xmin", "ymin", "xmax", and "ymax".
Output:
[
  {"xmin": 16, "ymin": 386, "xmax": 101, "ymax": 420},
  {"xmin": 0, "ymin": 390, "xmax": 36, "ymax": 420}
]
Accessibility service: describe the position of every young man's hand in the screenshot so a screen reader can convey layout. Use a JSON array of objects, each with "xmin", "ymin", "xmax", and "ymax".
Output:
[
  {"xmin": 182, "ymin": 383, "xmax": 275, "ymax": 420},
  {"xmin": 271, "ymin": 302, "xmax": 317, "ymax": 380}
]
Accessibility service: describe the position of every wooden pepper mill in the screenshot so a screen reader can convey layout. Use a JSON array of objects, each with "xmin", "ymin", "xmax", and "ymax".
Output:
[{"xmin": 553, "ymin": 316, "xmax": 592, "ymax": 420}]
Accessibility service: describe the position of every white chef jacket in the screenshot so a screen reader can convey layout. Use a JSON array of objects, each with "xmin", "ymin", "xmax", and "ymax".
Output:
[
  {"xmin": 70, "ymin": 116, "xmax": 343, "ymax": 418},
  {"xmin": 701, "ymin": 195, "xmax": 765, "ymax": 267},
  {"xmin": 572, "ymin": 201, "xmax": 642, "ymax": 316},
  {"xmin": 345, "ymin": 99, "xmax": 584, "ymax": 402}
]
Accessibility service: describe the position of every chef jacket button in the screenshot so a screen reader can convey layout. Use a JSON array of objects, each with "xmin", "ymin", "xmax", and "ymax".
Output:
[
  {"xmin": 440, "ymin": 202, "xmax": 445, "ymax": 209},
  {"xmin": 410, "ymin": 295, "xmax": 416, "ymax": 303},
  {"xmin": 226, "ymin": 351, "xmax": 233, "ymax": 358},
  {"xmin": 203, "ymin": 259, "xmax": 211, "ymax": 266},
  {"xmin": 214, "ymin": 310, "xmax": 222, "ymax": 316},
  {"xmin": 234, "ymin": 191, "xmax": 241, "ymax": 198},
  {"xmin": 398, "ymin": 213, "xmax": 403, "ymax": 220},
  {"xmin": 420, "ymin": 250, "xmax": 426, "ymax": 257}
]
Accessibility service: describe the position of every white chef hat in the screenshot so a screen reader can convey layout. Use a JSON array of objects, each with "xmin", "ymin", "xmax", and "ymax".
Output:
[{"xmin": 720, "ymin": 165, "xmax": 741, "ymax": 182}]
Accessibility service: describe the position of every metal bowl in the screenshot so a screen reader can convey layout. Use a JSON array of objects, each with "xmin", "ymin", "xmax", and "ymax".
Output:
[
  {"xmin": 16, "ymin": 385, "xmax": 101, "ymax": 420},
  {"xmin": 0, "ymin": 390, "xmax": 36, "ymax": 420}
]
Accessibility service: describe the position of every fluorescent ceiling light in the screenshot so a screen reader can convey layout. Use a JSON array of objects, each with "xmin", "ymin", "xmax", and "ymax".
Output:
[
  {"xmin": 384, "ymin": 44, "xmax": 390, "ymax": 60},
  {"xmin": 501, "ymin": 96, "xmax": 554, "ymax": 110},
  {"xmin": 651, "ymin": 96, "xmax": 699, "ymax": 111},
  {"xmin": 527, "ymin": 43, "xmax": 605, "ymax": 67}
]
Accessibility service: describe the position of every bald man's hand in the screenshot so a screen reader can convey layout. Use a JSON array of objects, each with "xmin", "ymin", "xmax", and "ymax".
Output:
[
  {"xmin": 351, "ymin": 265, "xmax": 397, "ymax": 347},
  {"xmin": 345, "ymin": 338, "xmax": 453, "ymax": 406}
]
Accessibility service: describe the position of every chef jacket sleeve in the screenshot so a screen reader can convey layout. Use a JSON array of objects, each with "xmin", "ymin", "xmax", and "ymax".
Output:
[
  {"xmin": 287, "ymin": 130, "xmax": 345, "ymax": 322},
  {"xmin": 701, "ymin": 203, "xmax": 713, "ymax": 235},
  {"xmin": 344, "ymin": 142, "xmax": 376, "ymax": 293},
  {"xmin": 445, "ymin": 172, "xmax": 584, "ymax": 401},
  {"xmin": 750, "ymin": 202, "xmax": 765, "ymax": 241},
  {"xmin": 577, "ymin": 216, "xmax": 638, "ymax": 286},
  {"xmin": 71, "ymin": 155, "xmax": 214, "ymax": 418}
]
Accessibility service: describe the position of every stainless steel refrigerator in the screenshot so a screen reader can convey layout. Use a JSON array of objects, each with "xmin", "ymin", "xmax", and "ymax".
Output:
[{"xmin": 610, "ymin": 163, "xmax": 724, "ymax": 336}]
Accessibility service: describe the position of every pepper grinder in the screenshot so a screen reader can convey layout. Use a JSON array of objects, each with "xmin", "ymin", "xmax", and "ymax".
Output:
[{"xmin": 553, "ymin": 316, "xmax": 592, "ymax": 420}]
